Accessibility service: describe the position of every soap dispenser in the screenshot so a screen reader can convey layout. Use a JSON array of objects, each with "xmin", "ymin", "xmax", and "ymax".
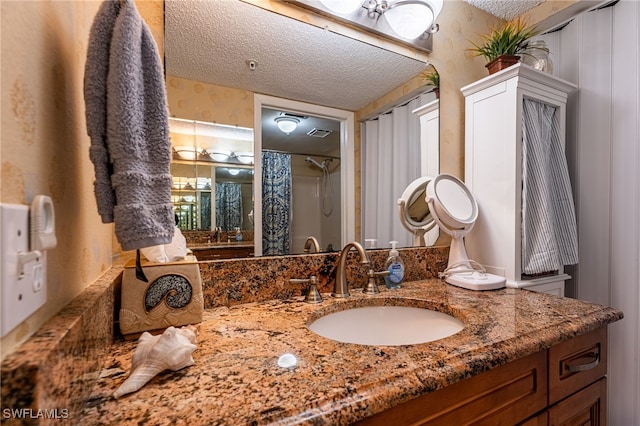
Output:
[
  {"xmin": 384, "ymin": 241, "xmax": 405, "ymax": 289},
  {"xmin": 235, "ymin": 227, "xmax": 243, "ymax": 242}
]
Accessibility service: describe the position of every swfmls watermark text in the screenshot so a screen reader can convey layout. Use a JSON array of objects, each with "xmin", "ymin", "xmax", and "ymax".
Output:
[{"xmin": 2, "ymin": 408, "xmax": 69, "ymax": 420}]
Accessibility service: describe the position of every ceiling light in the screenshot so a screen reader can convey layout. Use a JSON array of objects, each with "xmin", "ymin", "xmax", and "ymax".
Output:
[
  {"xmin": 275, "ymin": 117, "xmax": 299, "ymax": 135},
  {"xmin": 290, "ymin": 0, "xmax": 442, "ymax": 52}
]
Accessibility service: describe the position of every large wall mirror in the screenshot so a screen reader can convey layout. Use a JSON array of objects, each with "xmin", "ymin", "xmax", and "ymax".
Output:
[{"xmin": 165, "ymin": 0, "xmax": 439, "ymax": 257}]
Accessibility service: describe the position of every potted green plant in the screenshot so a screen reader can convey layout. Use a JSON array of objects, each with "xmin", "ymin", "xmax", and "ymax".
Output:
[
  {"xmin": 421, "ymin": 67, "xmax": 440, "ymax": 98},
  {"xmin": 468, "ymin": 17, "xmax": 547, "ymax": 74}
]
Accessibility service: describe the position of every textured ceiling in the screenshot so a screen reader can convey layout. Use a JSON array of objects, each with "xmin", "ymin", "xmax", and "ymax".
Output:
[
  {"xmin": 165, "ymin": 0, "xmax": 545, "ymax": 157},
  {"xmin": 464, "ymin": 0, "xmax": 545, "ymax": 20},
  {"xmin": 165, "ymin": 0, "xmax": 429, "ymax": 112}
]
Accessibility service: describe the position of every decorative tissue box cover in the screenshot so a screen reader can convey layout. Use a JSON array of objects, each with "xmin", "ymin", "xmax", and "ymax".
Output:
[{"xmin": 119, "ymin": 255, "xmax": 203, "ymax": 337}]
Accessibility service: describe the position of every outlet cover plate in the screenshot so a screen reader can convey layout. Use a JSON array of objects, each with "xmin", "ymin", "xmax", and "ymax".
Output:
[{"xmin": 1, "ymin": 203, "xmax": 47, "ymax": 337}]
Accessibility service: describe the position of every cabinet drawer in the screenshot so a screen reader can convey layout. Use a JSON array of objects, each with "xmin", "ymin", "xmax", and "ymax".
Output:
[
  {"xmin": 548, "ymin": 377, "xmax": 606, "ymax": 426},
  {"xmin": 548, "ymin": 327, "xmax": 607, "ymax": 405}
]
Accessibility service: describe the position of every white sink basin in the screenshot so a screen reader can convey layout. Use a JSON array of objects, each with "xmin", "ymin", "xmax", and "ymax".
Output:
[{"xmin": 308, "ymin": 305, "xmax": 464, "ymax": 346}]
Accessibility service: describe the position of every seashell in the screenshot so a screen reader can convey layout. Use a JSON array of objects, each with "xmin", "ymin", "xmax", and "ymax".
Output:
[{"xmin": 113, "ymin": 325, "xmax": 198, "ymax": 399}]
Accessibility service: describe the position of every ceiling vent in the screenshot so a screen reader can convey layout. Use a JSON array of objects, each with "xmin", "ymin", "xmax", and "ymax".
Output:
[
  {"xmin": 282, "ymin": 112, "xmax": 308, "ymax": 120},
  {"xmin": 307, "ymin": 128, "xmax": 332, "ymax": 138}
]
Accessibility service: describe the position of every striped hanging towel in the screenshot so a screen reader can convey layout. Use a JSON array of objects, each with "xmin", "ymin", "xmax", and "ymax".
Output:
[{"xmin": 521, "ymin": 98, "xmax": 579, "ymax": 274}]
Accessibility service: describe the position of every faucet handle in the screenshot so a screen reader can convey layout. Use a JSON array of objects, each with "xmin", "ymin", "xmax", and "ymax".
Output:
[
  {"xmin": 289, "ymin": 276, "xmax": 323, "ymax": 304},
  {"xmin": 363, "ymin": 269, "xmax": 390, "ymax": 295}
]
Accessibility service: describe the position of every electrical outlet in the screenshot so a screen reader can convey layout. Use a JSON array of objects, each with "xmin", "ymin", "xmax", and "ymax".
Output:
[{"xmin": 1, "ymin": 203, "xmax": 47, "ymax": 337}]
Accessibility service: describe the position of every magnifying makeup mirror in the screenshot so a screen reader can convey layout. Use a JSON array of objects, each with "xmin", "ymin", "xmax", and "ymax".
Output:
[
  {"xmin": 398, "ymin": 176, "xmax": 437, "ymax": 246},
  {"xmin": 425, "ymin": 174, "xmax": 506, "ymax": 291}
]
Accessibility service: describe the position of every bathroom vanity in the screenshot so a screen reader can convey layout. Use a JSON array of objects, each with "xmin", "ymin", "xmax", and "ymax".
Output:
[{"xmin": 80, "ymin": 279, "xmax": 621, "ymax": 425}]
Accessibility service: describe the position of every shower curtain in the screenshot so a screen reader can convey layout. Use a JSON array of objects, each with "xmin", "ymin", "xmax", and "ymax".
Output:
[
  {"xmin": 362, "ymin": 95, "xmax": 427, "ymax": 247},
  {"xmin": 521, "ymin": 98, "xmax": 579, "ymax": 274},
  {"xmin": 262, "ymin": 151, "xmax": 292, "ymax": 255},
  {"xmin": 215, "ymin": 182, "xmax": 242, "ymax": 231}
]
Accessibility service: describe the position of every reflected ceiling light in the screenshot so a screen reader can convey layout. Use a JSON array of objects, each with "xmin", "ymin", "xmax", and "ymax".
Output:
[
  {"xmin": 275, "ymin": 117, "xmax": 299, "ymax": 135},
  {"xmin": 206, "ymin": 150, "xmax": 231, "ymax": 162},
  {"xmin": 227, "ymin": 168, "xmax": 241, "ymax": 176},
  {"xmin": 290, "ymin": 0, "xmax": 442, "ymax": 52},
  {"xmin": 169, "ymin": 117, "xmax": 253, "ymax": 141},
  {"xmin": 196, "ymin": 178, "xmax": 212, "ymax": 190},
  {"xmin": 234, "ymin": 152, "xmax": 254, "ymax": 164},
  {"xmin": 173, "ymin": 146, "xmax": 198, "ymax": 160}
]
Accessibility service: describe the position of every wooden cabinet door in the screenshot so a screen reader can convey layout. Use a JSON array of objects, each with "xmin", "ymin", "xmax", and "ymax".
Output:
[{"xmin": 547, "ymin": 378, "xmax": 606, "ymax": 426}]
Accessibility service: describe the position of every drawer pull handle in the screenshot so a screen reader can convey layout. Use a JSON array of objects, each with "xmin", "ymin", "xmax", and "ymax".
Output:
[{"xmin": 565, "ymin": 352, "xmax": 600, "ymax": 373}]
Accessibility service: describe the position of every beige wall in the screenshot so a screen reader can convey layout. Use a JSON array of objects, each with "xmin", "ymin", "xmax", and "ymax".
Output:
[{"xmin": 0, "ymin": 0, "xmax": 163, "ymax": 361}]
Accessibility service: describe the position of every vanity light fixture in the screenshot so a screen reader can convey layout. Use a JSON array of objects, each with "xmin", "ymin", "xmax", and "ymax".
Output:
[
  {"xmin": 227, "ymin": 168, "xmax": 241, "ymax": 176},
  {"xmin": 206, "ymin": 150, "xmax": 231, "ymax": 162},
  {"xmin": 275, "ymin": 117, "xmax": 299, "ymax": 135},
  {"xmin": 289, "ymin": 0, "xmax": 443, "ymax": 52},
  {"xmin": 173, "ymin": 146, "xmax": 198, "ymax": 161},
  {"xmin": 234, "ymin": 152, "xmax": 254, "ymax": 164}
]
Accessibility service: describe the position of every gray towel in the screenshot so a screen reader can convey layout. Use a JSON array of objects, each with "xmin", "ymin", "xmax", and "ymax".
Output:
[
  {"xmin": 84, "ymin": 0, "xmax": 174, "ymax": 251},
  {"xmin": 522, "ymin": 98, "xmax": 579, "ymax": 274}
]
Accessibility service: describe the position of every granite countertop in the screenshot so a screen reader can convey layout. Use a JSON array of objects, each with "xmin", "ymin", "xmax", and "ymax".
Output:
[{"xmin": 80, "ymin": 280, "xmax": 622, "ymax": 425}]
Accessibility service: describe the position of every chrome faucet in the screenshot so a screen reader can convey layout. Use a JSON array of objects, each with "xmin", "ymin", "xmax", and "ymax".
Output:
[
  {"xmin": 303, "ymin": 236, "xmax": 321, "ymax": 253},
  {"xmin": 333, "ymin": 242, "xmax": 370, "ymax": 298}
]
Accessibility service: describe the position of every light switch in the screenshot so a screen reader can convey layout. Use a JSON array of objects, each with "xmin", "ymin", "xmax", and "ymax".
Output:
[{"xmin": 1, "ymin": 203, "xmax": 47, "ymax": 337}]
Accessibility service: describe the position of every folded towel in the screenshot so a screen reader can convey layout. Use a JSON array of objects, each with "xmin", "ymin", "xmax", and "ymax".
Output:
[
  {"xmin": 84, "ymin": 0, "xmax": 174, "ymax": 251},
  {"xmin": 521, "ymin": 98, "xmax": 579, "ymax": 274}
]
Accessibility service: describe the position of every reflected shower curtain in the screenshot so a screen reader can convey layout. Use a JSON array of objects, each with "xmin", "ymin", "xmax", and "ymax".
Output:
[
  {"xmin": 262, "ymin": 151, "xmax": 292, "ymax": 255},
  {"xmin": 362, "ymin": 95, "xmax": 427, "ymax": 247},
  {"xmin": 215, "ymin": 182, "xmax": 242, "ymax": 231},
  {"xmin": 200, "ymin": 191, "xmax": 211, "ymax": 230},
  {"xmin": 521, "ymin": 98, "xmax": 578, "ymax": 274}
]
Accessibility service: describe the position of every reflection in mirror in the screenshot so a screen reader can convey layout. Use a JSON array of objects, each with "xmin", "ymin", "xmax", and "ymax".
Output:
[
  {"xmin": 398, "ymin": 176, "xmax": 438, "ymax": 246},
  {"xmin": 362, "ymin": 87, "xmax": 439, "ymax": 248},
  {"xmin": 165, "ymin": 0, "xmax": 438, "ymax": 256},
  {"xmin": 169, "ymin": 118, "xmax": 254, "ymax": 232},
  {"xmin": 253, "ymin": 94, "xmax": 355, "ymax": 256},
  {"xmin": 261, "ymin": 107, "xmax": 341, "ymax": 256}
]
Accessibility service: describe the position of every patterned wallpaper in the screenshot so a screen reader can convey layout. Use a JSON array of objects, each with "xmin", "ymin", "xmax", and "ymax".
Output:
[
  {"xmin": 0, "ymin": 0, "xmax": 164, "ymax": 360},
  {"xmin": 166, "ymin": 76, "xmax": 254, "ymax": 127}
]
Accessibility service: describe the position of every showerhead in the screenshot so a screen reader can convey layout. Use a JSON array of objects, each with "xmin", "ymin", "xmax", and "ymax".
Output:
[{"xmin": 305, "ymin": 156, "xmax": 325, "ymax": 169}]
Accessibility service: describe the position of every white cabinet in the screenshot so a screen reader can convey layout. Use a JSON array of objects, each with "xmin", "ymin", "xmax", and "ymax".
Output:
[{"xmin": 461, "ymin": 64, "xmax": 577, "ymax": 295}]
